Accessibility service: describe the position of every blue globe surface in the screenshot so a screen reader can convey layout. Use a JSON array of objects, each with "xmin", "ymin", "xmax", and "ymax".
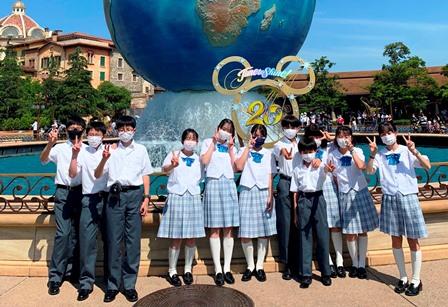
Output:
[{"xmin": 104, "ymin": 0, "xmax": 316, "ymax": 91}]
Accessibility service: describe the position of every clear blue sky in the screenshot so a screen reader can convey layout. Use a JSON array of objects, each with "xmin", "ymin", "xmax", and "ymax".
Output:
[{"xmin": 2, "ymin": 0, "xmax": 447, "ymax": 72}]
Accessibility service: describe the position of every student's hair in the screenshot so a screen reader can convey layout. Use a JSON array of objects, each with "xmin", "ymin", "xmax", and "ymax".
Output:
[
  {"xmin": 181, "ymin": 128, "xmax": 199, "ymax": 142},
  {"xmin": 86, "ymin": 120, "xmax": 107, "ymax": 135},
  {"xmin": 281, "ymin": 115, "xmax": 300, "ymax": 128},
  {"xmin": 116, "ymin": 115, "xmax": 136, "ymax": 129},
  {"xmin": 304, "ymin": 124, "xmax": 328, "ymax": 148},
  {"xmin": 378, "ymin": 122, "xmax": 397, "ymax": 135},
  {"xmin": 217, "ymin": 118, "xmax": 235, "ymax": 137},
  {"xmin": 298, "ymin": 136, "xmax": 317, "ymax": 153},
  {"xmin": 334, "ymin": 125, "xmax": 355, "ymax": 148},
  {"xmin": 250, "ymin": 124, "xmax": 267, "ymax": 138},
  {"xmin": 66, "ymin": 116, "xmax": 86, "ymax": 130}
]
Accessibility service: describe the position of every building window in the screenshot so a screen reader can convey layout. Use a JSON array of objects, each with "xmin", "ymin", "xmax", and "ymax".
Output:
[
  {"xmin": 41, "ymin": 57, "xmax": 49, "ymax": 69},
  {"xmin": 87, "ymin": 52, "xmax": 94, "ymax": 64},
  {"xmin": 52, "ymin": 56, "xmax": 61, "ymax": 68},
  {"xmin": 100, "ymin": 71, "xmax": 106, "ymax": 81},
  {"xmin": 145, "ymin": 86, "xmax": 150, "ymax": 93},
  {"xmin": 29, "ymin": 59, "xmax": 35, "ymax": 68},
  {"xmin": 132, "ymin": 73, "xmax": 138, "ymax": 82},
  {"xmin": 118, "ymin": 58, "xmax": 123, "ymax": 68},
  {"xmin": 100, "ymin": 56, "xmax": 106, "ymax": 67},
  {"xmin": 117, "ymin": 73, "xmax": 123, "ymax": 81}
]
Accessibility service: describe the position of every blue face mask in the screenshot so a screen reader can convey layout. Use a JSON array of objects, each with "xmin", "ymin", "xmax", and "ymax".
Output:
[{"xmin": 254, "ymin": 137, "xmax": 265, "ymax": 148}]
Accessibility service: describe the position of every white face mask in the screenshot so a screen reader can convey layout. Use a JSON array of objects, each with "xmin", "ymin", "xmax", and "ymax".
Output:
[
  {"xmin": 314, "ymin": 138, "xmax": 322, "ymax": 148},
  {"xmin": 87, "ymin": 136, "xmax": 102, "ymax": 148},
  {"xmin": 183, "ymin": 140, "xmax": 197, "ymax": 151},
  {"xmin": 219, "ymin": 129, "xmax": 232, "ymax": 142},
  {"xmin": 337, "ymin": 137, "xmax": 348, "ymax": 149},
  {"xmin": 119, "ymin": 131, "xmax": 134, "ymax": 143},
  {"xmin": 284, "ymin": 129, "xmax": 297, "ymax": 140},
  {"xmin": 302, "ymin": 153, "xmax": 315, "ymax": 163},
  {"xmin": 381, "ymin": 134, "xmax": 396, "ymax": 146}
]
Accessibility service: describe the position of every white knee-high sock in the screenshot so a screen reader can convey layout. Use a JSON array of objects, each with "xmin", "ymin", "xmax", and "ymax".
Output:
[
  {"xmin": 256, "ymin": 238, "xmax": 268, "ymax": 270},
  {"xmin": 328, "ymin": 254, "xmax": 334, "ymax": 266},
  {"xmin": 358, "ymin": 236, "xmax": 368, "ymax": 268},
  {"xmin": 392, "ymin": 248, "xmax": 408, "ymax": 283},
  {"xmin": 331, "ymin": 232, "xmax": 344, "ymax": 267},
  {"xmin": 223, "ymin": 237, "xmax": 234, "ymax": 273},
  {"xmin": 411, "ymin": 250, "xmax": 422, "ymax": 286},
  {"xmin": 168, "ymin": 247, "xmax": 180, "ymax": 277},
  {"xmin": 347, "ymin": 239, "xmax": 358, "ymax": 268},
  {"xmin": 184, "ymin": 245, "xmax": 196, "ymax": 274},
  {"xmin": 241, "ymin": 240, "xmax": 255, "ymax": 271},
  {"xmin": 209, "ymin": 237, "xmax": 222, "ymax": 274}
]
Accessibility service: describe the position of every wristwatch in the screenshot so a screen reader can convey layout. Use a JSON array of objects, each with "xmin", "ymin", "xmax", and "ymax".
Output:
[{"xmin": 142, "ymin": 194, "xmax": 151, "ymax": 200}]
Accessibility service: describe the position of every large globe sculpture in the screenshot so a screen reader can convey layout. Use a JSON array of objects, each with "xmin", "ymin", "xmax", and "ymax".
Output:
[{"xmin": 104, "ymin": 0, "xmax": 316, "ymax": 91}]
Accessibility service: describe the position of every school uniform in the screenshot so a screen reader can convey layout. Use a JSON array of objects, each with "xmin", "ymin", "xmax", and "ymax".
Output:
[
  {"xmin": 157, "ymin": 151, "xmax": 205, "ymax": 239},
  {"xmin": 104, "ymin": 141, "xmax": 153, "ymax": 291},
  {"xmin": 43, "ymin": 140, "xmax": 84, "ymax": 283},
  {"xmin": 201, "ymin": 139, "xmax": 239, "ymax": 228},
  {"xmin": 238, "ymin": 147, "xmax": 277, "ymax": 238},
  {"xmin": 76, "ymin": 144, "xmax": 110, "ymax": 291},
  {"xmin": 272, "ymin": 137, "xmax": 299, "ymax": 268},
  {"xmin": 328, "ymin": 148, "xmax": 378, "ymax": 234},
  {"xmin": 290, "ymin": 161, "xmax": 330, "ymax": 277},
  {"xmin": 372, "ymin": 145, "xmax": 428, "ymax": 239}
]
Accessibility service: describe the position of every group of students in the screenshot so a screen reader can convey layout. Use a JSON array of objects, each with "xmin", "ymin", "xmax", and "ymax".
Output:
[{"xmin": 41, "ymin": 113, "xmax": 429, "ymax": 303}]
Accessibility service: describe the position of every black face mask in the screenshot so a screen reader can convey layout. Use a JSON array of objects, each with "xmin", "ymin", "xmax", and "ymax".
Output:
[
  {"xmin": 254, "ymin": 137, "xmax": 266, "ymax": 148},
  {"xmin": 67, "ymin": 129, "xmax": 83, "ymax": 140}
]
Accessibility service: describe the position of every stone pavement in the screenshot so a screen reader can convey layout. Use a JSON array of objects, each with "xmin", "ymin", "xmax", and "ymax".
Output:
[{"xmin": 1, "ymin": 259, "xmax": 447, "ymax": 307}]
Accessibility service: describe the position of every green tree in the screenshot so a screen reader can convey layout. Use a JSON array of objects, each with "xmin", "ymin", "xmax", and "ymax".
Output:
[
  {"xmin": 299, "ymin": 56, "xmax": 346, "ymax": 119},
  {"xmin": 439, "ymin": 64, "xmax": 448, "ymax": 107},
  {"xmin": 97, "ymin": 81, "xmax": 132, "ymax": 118},
  {"xmin": 0, "ymin": 49, "xmax": 24, "ymax": 122}
]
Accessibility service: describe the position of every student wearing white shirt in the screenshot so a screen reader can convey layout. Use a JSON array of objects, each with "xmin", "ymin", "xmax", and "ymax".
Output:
[
  {"xmin": 40, "ymin": 116, "xmax": 86, "ymax": 296},
  {"xmin": 366, "ymin": 122, "xmax": 430, "ymax": 296},
  {"xmin": 157, "ymin": 129, "xmax": 205, "ymax": 287},
  {"xmin": 68, "ymin": 120, "xmax": 110, "ymax": 301},
  {"xmin": 305, "ymin": 124, "xmax": 346, "ymax": 278},
  {"xmin": 95, "ymin": 116, "xmax": 153, "ymax": 303},
  {"xmin": 200, "ymin": 119, "xmax": 239, "ymax": 286},
  {"xmin": 235, "ymin": 125, "xmax": 277, "ymax": 283},
  {"xmin": 272, "ymin": 115, "xmax": 300, "ymax": 280},
  {"xmin": 290, "ymin": 136, "xmax": 332, "ymax": 289},
  {"xmin": 328, "ymin": 126, "xmax": 378, "ymax": 280}
]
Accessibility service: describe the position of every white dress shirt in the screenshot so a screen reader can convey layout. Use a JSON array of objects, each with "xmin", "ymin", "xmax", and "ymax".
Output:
[
  {"xmin": 273, "ymin": 136, "xmax": 298, "ymax": 177},
  {"xmin": 162, "ymin": 151, "xmax": 203, "ymax": 195},
  {"xmin": 328, "ymin": 147, "xmax": 367, "ymax": 193},
  {"xmin": 77, "ymin": 144, "xmax": 109, "ymax": 194},
  {"xmin": 290, "ymin": 162, "xmax": 326, "ymax": 192},
  {"xmin": 44, "ymin": 140, "xmax": 84, "ymax": 186},
  {"xmin": 238, "ymin": 147, "xmax": 276, "ymax": 189},
  {"xmin": 200, "ymin": 138, "xmax": 236, "ymax": 179}
]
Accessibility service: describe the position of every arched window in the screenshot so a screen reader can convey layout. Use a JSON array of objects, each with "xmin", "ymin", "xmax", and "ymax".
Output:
[
  {"xmin": 1, "ymin": 26, "xmax": 20, "ymax": 38},
  {"xmin": 30, "ymin": 28, "xmax": 45, "ymax": 39}
]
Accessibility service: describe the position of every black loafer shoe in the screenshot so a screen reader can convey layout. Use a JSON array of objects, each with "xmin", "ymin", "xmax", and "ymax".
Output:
[
  {"xmin": 183, "ymin": 272, "xmax": 193, "ymax": 285},
  {"xmin": 357, "ymin": 267, "xmax": 367, "ymax": 279},
  {"xmin": 394, "ymin": 280, "xmax": 409, "ymax": 294},
  {"xmin": 241, "ymin": 269, "xmax": 253, "ymax": 282},
  {"xmin": 337, "ymin": 266, "xmax": 346, "ymax": 278},
  {"xmin": 124, "ymin": 289, "xmax": 138, "ymax": 302},
  {"xmin": 77, "ymin": 289, "xmax": 92, "ymax": 301},
  {"xmin": 254, "ymin": 269, "xmax": 267, "ymax": 282},
  {"xmin": 348, "ymin": 266, "xmax": 358, "ymax": 278},
  {"xmin": 224, "ymin": 272, "xmax": 235, "ymax": 284},
  {"xmin": 300, "ymin": 276, "xmax": 312, "ymax": 289},
  {"xmin": 104, "ymin": 290, "xmax": 119, "ymax": 303},
  {"xmin": 282, "ymin": 268, "xmax": 292, "ymax": 280},
  {"xmin": 321, "ymin": 275, "xmax": 332, "ymax": 286},
  {"xmin": 405, "ymin": 282, "xmax": 422, "ymax": 296},
  {"xmin": 214, "ymin": 273, "xmax": 224, "ymax": 286},
  {"xmin": 167, "ymin": 274, "xmax": 182, "ymax": 287},
  {"xmin": 330, "ymin": 265, "xmax": 337, "ymax": 278},
  {"xmin": 48, "ymin": 281, "xmax": 61, "ymax": 296}
]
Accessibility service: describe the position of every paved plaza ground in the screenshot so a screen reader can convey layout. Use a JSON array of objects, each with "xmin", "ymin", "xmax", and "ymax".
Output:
[{"xmin": 0, "ymin": 259, "xmax": 447, "ymax": 306}]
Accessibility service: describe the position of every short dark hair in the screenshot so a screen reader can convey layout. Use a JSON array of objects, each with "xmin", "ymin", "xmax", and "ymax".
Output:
[
  {"xmin": 217, "ymin": 118, "xmax": 235, "ymax": 137},
  {"xmin": 334, "ymin": 125, "xmax": 354, "ymax": 148},
  {"xmin": 116, "ymin": 115, "xmax": 136, "ymax": 129},
  {"xmin": 66, "ymin": 116, "xmax": 86, "ymax": 130},
  {"xmin": 250, "ymin": 124, "xmax": 267, "ymax": 138},
  {"xmin": 378, "ymin": 122, "xmax": 397, "ymax": 135},
  {"xmin": 181, "ymin": 128, "xmax": 199, "ymax": 142},
  {"xmin": 281, "ymin": 115, "xmax": 300, "ymax": 128},
  {"xmin": 304, "ymin": 124, "xmax": 323, "ymax": 138},
  {"xmin": 86, "ymin": 120, "xmax": 107, "ymax": 135},
  {"xmin": 298, "ymin": 136, "xmax": 317, "ymax": 153}
]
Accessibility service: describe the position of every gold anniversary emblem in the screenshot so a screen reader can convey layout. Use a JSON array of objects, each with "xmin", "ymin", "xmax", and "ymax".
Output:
[{"xmin": 212, "ymin": 56, "xmax": 316, "ymax": 147}]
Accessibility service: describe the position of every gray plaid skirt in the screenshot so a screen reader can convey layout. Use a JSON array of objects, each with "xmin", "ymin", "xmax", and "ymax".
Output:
[
  {"xmin": 380, "ymin": 193, "xmax": 427, "ymax": 239},
  {"xmin": 157, "ymin": 192, "xmax": 205, "ymax": 239},
  {"xmin": 238, "ymin": 186, "xmax": 277, "ymax": 238},
  {"xmin": 323, "ymin": 178, "xmax": 341, "ymax": 228},
  {"xmin": 339, "ymin": 187, "xmax": 378, "ymax": 234},
  {"xmin": 203, "ymin": 176, "xmax": 240, "ymax": 228}
]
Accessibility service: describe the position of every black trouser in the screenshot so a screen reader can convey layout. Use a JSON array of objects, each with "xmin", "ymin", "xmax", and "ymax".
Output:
[
  {"xmin": 275, "ymin": 175, "xmax": 300, "ymax": 272},
  {"xmin": 79, "ymin": 192, "xmax": 108, "ymax": 290},
  {"xmin": 297, "ymin": 191, "xmax": 331, "ymax": 277},
  {"xmin": 48, "ymin": 186, "xmax": 82, "ymax": 283}
]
